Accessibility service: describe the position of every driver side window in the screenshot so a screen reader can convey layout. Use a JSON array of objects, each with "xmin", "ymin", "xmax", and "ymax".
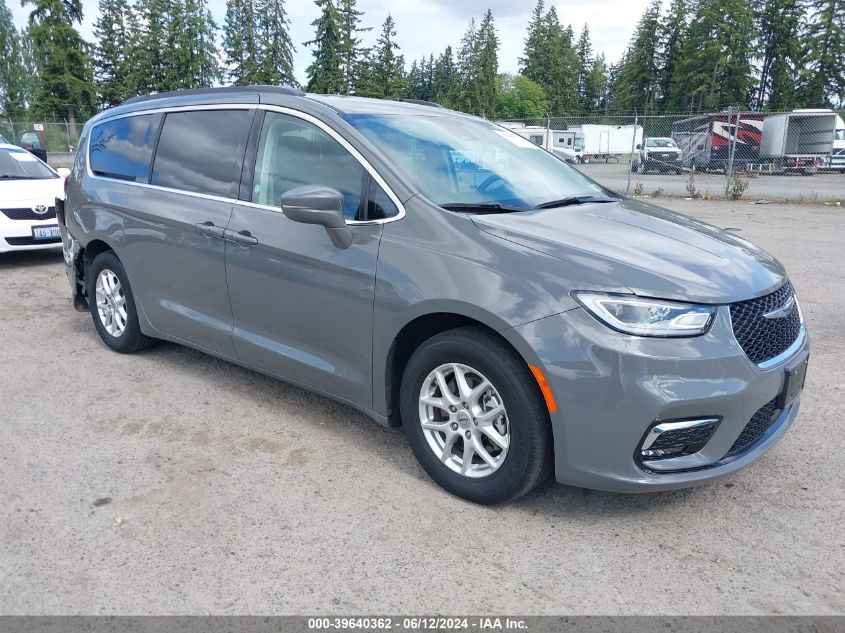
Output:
[{"xmin": 253, "ymin": 112, "xmax": 365, "ymax": 220}]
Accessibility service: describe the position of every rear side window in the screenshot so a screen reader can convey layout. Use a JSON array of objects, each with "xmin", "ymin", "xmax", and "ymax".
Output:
[
  {"xmin": 89, "ymin": 114, "xmax": 162, "ymax": 182},
  {"xmin": 151, "ymin": 109, "xmax": 254, "ymax": 198}
]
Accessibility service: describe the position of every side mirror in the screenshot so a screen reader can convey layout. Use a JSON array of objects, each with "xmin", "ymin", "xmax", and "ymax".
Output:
[
  {"xmin": 635, "ymin": 144, "xmax": 642, "ymax": 150},
  {"xmin": 56, "ymin": 167, "xmax": 71, "ymax": 178},
  {"xmin": 280, "ymin": 185, "xmax": 353, "ymax": 249}
]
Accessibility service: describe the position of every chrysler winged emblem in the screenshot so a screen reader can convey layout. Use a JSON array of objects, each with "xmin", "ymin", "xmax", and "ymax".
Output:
[
  {"xmin": 33, "ymin": 204, "xmax": 49, "ymax": 215},
  {"xmin": 762, "ymin": 295, "xmax": 795, "ymax": 319}
]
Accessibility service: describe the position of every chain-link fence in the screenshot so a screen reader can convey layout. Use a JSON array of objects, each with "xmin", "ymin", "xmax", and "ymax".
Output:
[
  {"xmin": 0, "ymin": 120, "xmax": 84, "ymax": 155},
  {"xmin": 497, "ymin": 109, "xmax": 845, "ymax": 201}
]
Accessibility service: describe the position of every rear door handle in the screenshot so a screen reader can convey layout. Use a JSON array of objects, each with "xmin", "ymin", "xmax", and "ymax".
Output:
[
  {"xmin": 224, "ymin": 229, "xmax": 258, "ymax": 247},
  {"xmin": 195, "ymin": 221, "xmax": 226, "ymax": 238}
]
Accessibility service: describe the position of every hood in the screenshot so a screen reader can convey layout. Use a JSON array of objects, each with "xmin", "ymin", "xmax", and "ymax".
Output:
[
  {"xmin": 0, "ymin": 178, "xmax": 64, "ymax": 205},
  {"xmin": 470, "ymin": 198, "xmax": 785, "ymax": 304}
]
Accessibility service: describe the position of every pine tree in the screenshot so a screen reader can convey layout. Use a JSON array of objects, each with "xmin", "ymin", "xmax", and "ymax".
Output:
[
  {"xmin": 753, "ymin": 0, "xmax": 803, "ymax": 109},
  {"xmin": 93, "ymin": 0, "xmax": 135, "ymax": 106},
  {"xmin": 657, "ymin": 0, "xmax": 689, "ymax": 111},
  {"xmin": 671, "ymin": 0, "xmax": 755, "ymax": 111},
  {"xmin": 584, "ymin": 53, "xmax": 608, "ymax": 113},
  {"xmin": 0, "ymin": 1, "xmax": 33, "ymax": 118},
  {"xmin": 256, "ymin": 0, "xmax": 296, "ymax": 86},
  {"xmin": 356, "ymin": 14, "xmax": 404, "ymax": 99},
  {"xmin": 132, "ymin": 0, "xmax": 173, "ymax": 93},
  {"xmin": 612, "ymin": 0, "xmax": 662, "ymax": 113},
  {"xmin": 223, "ymin": 0, "xmax": 261, "ymax": 85},
  {"xmin": 305, "ymin": 0, "xmax": 343, "ymax": 93},
  {"xmin": 173, "ymin": 0, "xmax": 221, "ymax": 88},
  {"xmin": 799, "ymin": 0, "xmax": 845, "ymax": 107},
  {"xmin": 475, "ymin": 9, "xmax": 499, "ymax": 118},
  {"xmin": 24, "ymin": 0, "xmax": 95, "ymax": 131},
  {"xmin": 575, "ymin": 25, "xmax": 593, "ymax": 110},
  {"xmin": 337, "ymin": 0, "xmax": 369, "ymax": 94},
  {"xmin": 432, "ymin": 46, "xmax": 459, "ymax": 107},
  {"xmin": 456, "ymin": 18, "xmax": 479, "ymax": 113},
  {"xmin": 519, "ymin": 2, "xmax": 579, "ymax": 114}
]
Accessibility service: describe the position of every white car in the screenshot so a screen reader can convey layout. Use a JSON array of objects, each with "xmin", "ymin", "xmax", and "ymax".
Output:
[{"xmin": 0, "ymin": 144, "xmax": 68, "ymax": 253}]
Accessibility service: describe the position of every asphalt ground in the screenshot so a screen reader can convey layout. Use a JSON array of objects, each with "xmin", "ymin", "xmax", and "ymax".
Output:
[{"xmin": 1, "ymin": 198, "xmax": 843, "ymax": 615}]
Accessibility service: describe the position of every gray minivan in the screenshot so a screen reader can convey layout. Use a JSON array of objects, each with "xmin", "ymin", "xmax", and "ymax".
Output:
[{"xmin": 58, "ymin": 86, "xmax": 809, "ymax": 504}]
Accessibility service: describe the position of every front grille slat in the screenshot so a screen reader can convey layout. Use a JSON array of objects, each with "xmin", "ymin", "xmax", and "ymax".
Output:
[
  {"xmin": 724, "ymin": 398, "xmax": 780, "ymax": 458},
  {"xmin": 4, "ymin": 235, "xmax": 61, "ymax": 246},
  {"xmin": 730, "ymin": 281, "xmax": 801, "ymax": 364},
  {"xmin": 1, "ymin": 207, "xmax": 57, "ymax": 221}
]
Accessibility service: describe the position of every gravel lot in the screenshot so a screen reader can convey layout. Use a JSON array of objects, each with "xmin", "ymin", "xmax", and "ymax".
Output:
[
  {"xmin": 1, "ymin": 199, "xmax": 844, "ymax": 615},
  {"xmin": 575, "ymin": 161, "xmax": 845, "ymax": 203}
]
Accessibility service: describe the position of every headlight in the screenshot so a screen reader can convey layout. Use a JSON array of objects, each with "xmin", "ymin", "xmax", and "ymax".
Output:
[{"xmin": 575, "ymin": 292, "xmax": 716, "ymax": 337}]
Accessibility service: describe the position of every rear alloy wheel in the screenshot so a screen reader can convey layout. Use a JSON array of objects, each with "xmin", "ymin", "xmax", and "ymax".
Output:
[
  {"xmin": 88, "ymin": 251, "xmax": 157, "ymax": 354},
  {"xmin": 400, "ymin": 327, "xmax": 552, "ymax": 504}
]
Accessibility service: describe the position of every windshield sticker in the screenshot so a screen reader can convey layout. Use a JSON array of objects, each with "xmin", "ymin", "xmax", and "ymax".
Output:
[
  {"xmin": 10, "ymin": 152, "xmax": 38, "ymax": 162},
  {"xmin": 493, "ymin": 129, "xmax": 539, "ymax": 149}
]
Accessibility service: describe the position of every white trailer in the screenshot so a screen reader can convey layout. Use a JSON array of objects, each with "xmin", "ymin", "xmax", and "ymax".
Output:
[
  {"xmin": 497, "ymin": 123, "xmax": 584, "ymax": 162},
  {"xmin": 828, "ymin": 114, "xmax": 845, "ymax": 171},
  {"xmin": 754, "ymin": 110, "xmax": 838, "ymax": 175},
  {"xmin": 576, "ymin": 124, "xmax": 643, "ymax": 163}
]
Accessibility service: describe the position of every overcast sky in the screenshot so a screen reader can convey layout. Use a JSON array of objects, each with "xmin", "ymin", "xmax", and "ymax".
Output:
[{"xmin": 7, "ymin": 0, "xmax": 651, "ymax": 84}]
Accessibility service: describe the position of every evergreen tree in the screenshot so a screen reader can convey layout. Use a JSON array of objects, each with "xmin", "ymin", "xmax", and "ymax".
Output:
[
  {"xmin": 475, "ymin": 9, "xmax": 499, "ymax": 118},
  {"xmin": 584, "ymin": 53, "xmax": 608, "ymax": 113},
  {"xmin": 657, "ymin": 0, "xmax": 689, "ymax": 111},
  {"xmin": 24, "ymin": 0, "xmax": 96, "ymax": 131},
  {"xmin": 575, "ymin": 25, "xmax": 593, "ymax": 110},
  {"xmin": 671, "ymin": 0, "xmax": 755, "ymax": 111},
  {"xmin": 305, "ymin": 0, "xmax": 343, "ymax": 93},
  {"xmin": 223, "ymin": 0, "xmax": 261, "ymax": 85},
  {"xmin": 356, "ymin": 14, "xmax": 404, "ymax": 99},
  {"xmin": 456, "ymin": 18, "xmax": 479, "ymax": 113},
  {"xmin": 256, "ymin": 0, "xmax": 296, "ymax": 86},
  {"xmin": 337, "ymin": 0, "xmax": 369, "ymax": 94},
  {"xmin": 798, "ymin": 0, "xmax": 845, "ymax": 107},
  {"xmin": 519, "ymin": 2, "xmax": 579, "ymax": 114},
  {"xmin": 131, "ymin": 0, "xmax": 173, "ymax": 93},
  {"xmin": 173, "ymin": 0, "xmax": 221, "ymax": 88},
  {"xmin": 432, "ymin": 46, "xmax": 459, "ymax": 107},
  {"xmin": 612, "ymin": 0, "xmax": 661, "ymax": 113},
  {"xmin": 0, "ymin": 1, "xmax": 33, "ymax": 118},
  {"xmin": 752, "ymin": 0, "xmax": 802, "ymax": 109},
  {"xmin": 93, "ymin": 0, "xmax": 135, "ymax": 106}
]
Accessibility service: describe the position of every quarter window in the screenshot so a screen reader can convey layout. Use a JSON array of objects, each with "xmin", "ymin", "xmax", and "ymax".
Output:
[
  {"xmin": 253, "ymin": 112, "xmax": 365, "ymax": 220},
  {"xmin": 151, "ymin": 109, "xmax": 254, "ymax": 198},
  {"xmin": 89, "ymin": 114, "xmax": 162, "ymax": 182}
]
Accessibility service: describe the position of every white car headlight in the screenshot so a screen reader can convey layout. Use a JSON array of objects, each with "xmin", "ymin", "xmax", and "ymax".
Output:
[{"xmin": 575, "ymin": 292, "xmax": 716, "ymax": 337}]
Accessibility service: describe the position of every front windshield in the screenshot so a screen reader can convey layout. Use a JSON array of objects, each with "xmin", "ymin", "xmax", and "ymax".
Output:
[
  {"xmin": 343, "ymin": 114, "xmax": 607, "ymax": 210},
  {"xmin": 646, "ymin": 138, "xmax": 676, "ymax": 148},
  {"xmin": 0, "ymin": 149, "xmax": 56, "ymax": 179}
]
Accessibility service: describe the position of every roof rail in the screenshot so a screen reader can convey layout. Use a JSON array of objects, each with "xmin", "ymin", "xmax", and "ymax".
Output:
[
  {"xmin": 123, "ymin": 85, "xmax": 305, "ymax": 105},
  {"xmin": 397, "ymin": 99, "xmax": 445, "ymax": 109}
]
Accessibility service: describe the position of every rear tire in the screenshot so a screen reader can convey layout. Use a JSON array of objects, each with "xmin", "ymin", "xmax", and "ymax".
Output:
[
  {"xmin": 400, "ymin": 327, "xmax": 553, "ymax": 505},
  {"xmin": 88, "ymin": 251, "xmax": 157, "ymax": 354}
]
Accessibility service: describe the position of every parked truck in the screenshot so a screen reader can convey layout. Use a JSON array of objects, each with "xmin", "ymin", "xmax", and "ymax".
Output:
[
  {"xmin": 575, "ymin": 124, "xmax": 642, "ymax": 163},
  {"xmin": 671, "ymin": 112, "xmax": 765, "ymax": 172},
  {"xmin": 753, "ymin": 109, "xmax": 838, "ymax": 175}
]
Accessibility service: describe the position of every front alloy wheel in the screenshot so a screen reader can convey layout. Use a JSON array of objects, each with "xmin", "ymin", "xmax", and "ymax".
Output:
[
  {"xmin": 418, "ymin": 363, "xmax": 510, "ymax": 478},
  {"xmin": 95, "ymin": 268, "xmax": 128, "ymax": 337}
]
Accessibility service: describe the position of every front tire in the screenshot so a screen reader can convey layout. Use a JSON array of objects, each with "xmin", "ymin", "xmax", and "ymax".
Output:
[
  {"xmin": 400, "ymin": 327, "xmax": 552, "ymax": 504},
  {"xmin": 88, "ymin": 251, "xmax": 157, "ymax": 354}
]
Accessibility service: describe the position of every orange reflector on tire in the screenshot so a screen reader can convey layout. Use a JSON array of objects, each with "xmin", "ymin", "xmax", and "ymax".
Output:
[{"xmin": 528, "ymin": 364, "xmax": 558, "ymax": 413}]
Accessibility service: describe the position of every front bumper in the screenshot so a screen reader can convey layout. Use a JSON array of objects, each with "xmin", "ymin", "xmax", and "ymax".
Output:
[
  {"xmin": 511, "ymin": 306, "xmax": 809, "ymax": 492},
  {"xmin": 0, "ymin": 214, "xmax": 62, "ymax": 253}
]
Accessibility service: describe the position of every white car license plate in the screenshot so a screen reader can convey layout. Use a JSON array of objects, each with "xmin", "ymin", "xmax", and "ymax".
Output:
[{"xmin": 32, "ymin": 225, "xmax": 60, "ymax": 240}]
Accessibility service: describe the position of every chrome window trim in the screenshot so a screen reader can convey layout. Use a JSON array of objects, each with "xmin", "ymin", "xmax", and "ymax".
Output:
[{"xmin": 86, "ymin": 103, "xmax": 406, "ymax": 225}]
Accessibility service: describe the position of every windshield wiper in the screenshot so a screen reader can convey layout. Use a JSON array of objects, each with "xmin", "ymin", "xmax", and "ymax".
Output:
[
  {"xmin": 534, "ymin": 195, "xmax": 619, "ymax": 210},
  {"xmin": 440, "ymin": 202, "xmax": 528, "ymax": 214}
]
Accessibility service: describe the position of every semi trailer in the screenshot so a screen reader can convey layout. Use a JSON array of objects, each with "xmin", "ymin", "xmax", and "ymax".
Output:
[{"xmin": 671, "ymin": 112, "xmax": 764, "ymax": 172}]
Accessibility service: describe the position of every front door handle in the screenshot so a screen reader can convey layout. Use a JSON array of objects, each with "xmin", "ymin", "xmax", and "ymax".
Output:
[
  {"xmin": 195, "ymin": 221, "xmax": 225, "ymax": 239},
  {"xmin": 224, "ymin": 229, "xmax": 259, "ymax": 247}
]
